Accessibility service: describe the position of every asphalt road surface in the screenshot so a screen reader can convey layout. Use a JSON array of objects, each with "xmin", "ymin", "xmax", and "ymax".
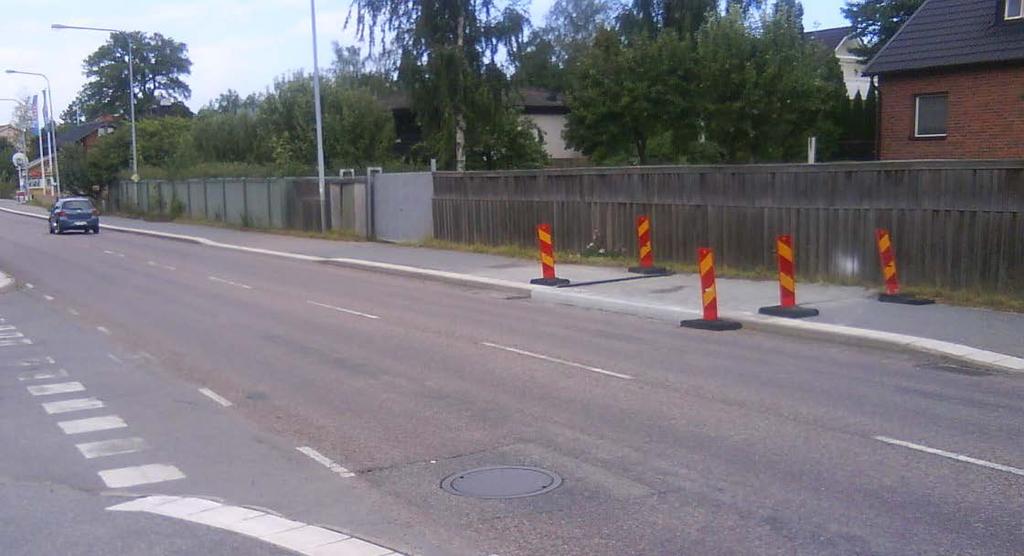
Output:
[{"xmin": 1, "ymin": 210, "xmax": 1022, "ymax": 555}]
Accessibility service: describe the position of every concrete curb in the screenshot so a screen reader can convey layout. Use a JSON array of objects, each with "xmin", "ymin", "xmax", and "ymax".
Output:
[
  {"xmin": 533, "ymin": 288, "xmax": 1024, "ymax": 374},
  {"xmin": 3, "ymin": 204, "xmax": 1022, "ymax": 374}
]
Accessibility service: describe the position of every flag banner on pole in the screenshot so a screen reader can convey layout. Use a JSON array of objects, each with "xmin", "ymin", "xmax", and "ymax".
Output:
[{"xmin": 29, "ymin": 95, "xmax": 39, "ymax": 129}]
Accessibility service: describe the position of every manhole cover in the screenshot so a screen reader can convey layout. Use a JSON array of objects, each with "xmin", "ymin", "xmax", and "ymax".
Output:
[{"xmin": 441, "ymin": 466, "xmax": 562, "ymax": 499}]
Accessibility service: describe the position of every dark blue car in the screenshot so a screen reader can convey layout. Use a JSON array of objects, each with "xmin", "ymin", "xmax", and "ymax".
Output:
[{"xmin": 49, "ymin": 197, "xmax": 100, "ymax": 235}]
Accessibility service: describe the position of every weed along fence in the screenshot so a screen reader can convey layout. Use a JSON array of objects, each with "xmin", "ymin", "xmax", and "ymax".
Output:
[
  {"xmin": 110, "ymin": 177, "xmax": 365, "ymax": 232},
  {"xmin": 433, "ymin": 161, "xmax": 1024, "ymax": 292}
]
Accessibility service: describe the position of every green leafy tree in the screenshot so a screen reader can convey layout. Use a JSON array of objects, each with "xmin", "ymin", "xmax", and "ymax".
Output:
[
  {"xmin": 544, "ymin": 0, "xmax": 623, "ymax": 62},
  {"xmin": 514, "ymin": 33, "xmax": 565, "ymax": 90},
  {"xmin": 695, "ymin": 4, "xmax": 845, "ymax": 162},
  {"xmin": 618, "ymin": 0, "xmax": 719, "ymax": 38},
  {"xmin": 0, "ymin": 138, "xmax": 17, "ymax": 195},
  {"xmin": 565, "ymin": 29, "xmax": 698, "ymax": 163},
  {"xmin": 349, "ymin": 0, "xmax": 543, "ymax": 170},
  {"xmin": 65, "ymin": 32, "xmax": 192, "ymax": 121},
  {"xmin": 56, "ymin": 143, "xmax": 93, "ymax": 197},
  {"xmin": 322, "ymin": 87, "xmax": 397, "ymax": 170},
  {"xmin": 842, "ymin": 0, "xmax": 925, "ymax": 60}
]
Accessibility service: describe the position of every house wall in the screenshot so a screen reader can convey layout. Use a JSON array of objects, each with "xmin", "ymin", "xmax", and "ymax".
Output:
[
  {"xmin": 879, "ymin": 64, "xmax": 1024, "ymax": 160},
  {"xmin": 527, "ymin": 113, "xmax": 582, "ymax": 160},
  {"xmin": 836, "ymin": 39, "xmax": 872, "ymax": 98}
]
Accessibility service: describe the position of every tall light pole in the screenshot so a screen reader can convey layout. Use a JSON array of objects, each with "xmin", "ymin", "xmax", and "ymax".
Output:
[
  {"xmin": 51, "ymin": 23, "xmax": 139, "ymax": 182},
  {"xmin": 309, "ymin": 0, "xmax": 328, "ymax": 233},
  {"xmin": 5, "ymin": 69, "xmax": 60, "ymax": 198}
]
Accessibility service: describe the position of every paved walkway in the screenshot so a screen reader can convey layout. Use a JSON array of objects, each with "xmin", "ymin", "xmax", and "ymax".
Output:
[{"xmin": 6, "ymin": 200, "xmax": 1022, "ymax": 359}]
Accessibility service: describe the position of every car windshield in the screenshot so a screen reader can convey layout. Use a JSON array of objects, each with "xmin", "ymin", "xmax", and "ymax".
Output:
[{"xmin": 62, "ymin": 200, "xmax": 93, "ymax": 211}]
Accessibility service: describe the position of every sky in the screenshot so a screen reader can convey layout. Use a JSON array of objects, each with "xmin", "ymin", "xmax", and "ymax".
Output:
[{"xmin": 0, "ymin": 0, "xmax": 848, "ymax": 127}]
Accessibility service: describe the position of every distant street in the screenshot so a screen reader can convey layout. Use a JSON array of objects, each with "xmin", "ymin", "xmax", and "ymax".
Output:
[{"xmin": 1, "ymin": 209, "xmax": 1022, "ymax": 556}]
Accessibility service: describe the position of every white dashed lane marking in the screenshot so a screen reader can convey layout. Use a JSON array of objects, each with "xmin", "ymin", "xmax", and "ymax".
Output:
[
  {"xmin": 103, "ymin": 250, "xmax": 125, "ymax": 258},
  {"xmin": 107, "ymin": 496, "xmax": 404, "ymax": 556},
  {"xmin": 108, "ymin": 353, "xmax": 123, "ymax": 364},
  {"xmin": 0, "ymin": 338, "xmax": 33, "ymax": 347},
  {"xmin": 41, "ymin": 397, "xmax": 105, "ymax": 415},
  {"xmin": 480, "ymin": 342, "xmax": 635, "ymax": 380},
  {"xmin": 76, "ymin": 437, "xmax": 149, "ymax": 459},
  {"xmin": 27, "ymin": 382, "xmax": 86, "ymax": 396},
  {"xmin": 68, "ymin": 308, "xmax": 80, "ymax": 316},
  {"xmin": 43, "ymin": 295, "xmax": 54, "ymax": 301},
  {"xmin": 208, "ymin": 276, "xmax": 252, "ymax": 290},
  {"xmin": 98, "ymin": 463, "xmax": 186, "ymax": 488},
  {"xmin": 147, "ymin": 261, "xmax": 177, "ymax": 271},
  {"xmin": 875, "ymin": 436, "xmax": 1024, "ymax": 477},
  {"xmin": 18, "ymin": 368, "xmax": 68, "ymax": 381},
  {"xmin": 198, "ymin": 387, "xmax": 233, "ymax": 407},
  {"xmin": 296, "ymin": 446, "xmax": 356, "ymax": 478},
  {"xmin": 57, "ymin": 415, "xmax": 127, "ymax": 435},
  {"xmin": 307, "ymin": 300, "xmax": 381, "ymax": 320},
  {"xmin": 96, "ymin": 326, "xmax": 111, "ymax": 335}
]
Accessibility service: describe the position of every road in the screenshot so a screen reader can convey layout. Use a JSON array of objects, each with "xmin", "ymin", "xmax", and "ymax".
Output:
[{"xmin": 0, "ymin": 210, "xmax": 1022, "ymax": 555}]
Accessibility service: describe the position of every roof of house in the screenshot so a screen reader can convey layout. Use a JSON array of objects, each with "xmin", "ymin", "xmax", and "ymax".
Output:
[
  {"xmin": 806, "ymin": 26, "xmax": 855, "ymax": 51},
  {"xmin": 379, "ymin": 87, "xmax": 568, "ymax": 112},
  {"xmin": 865, "ymin": 0, "xmax": 1024, "ymax": 74},
  {"xmin": 54, "ymin": 120, "xmax": 115, "ymax": 148}
]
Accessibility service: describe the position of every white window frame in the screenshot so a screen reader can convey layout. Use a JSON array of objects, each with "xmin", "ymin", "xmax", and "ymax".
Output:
[
  {"xmin": 1007, "ymin": 0, "xmax": 1023, "ymax": 20},
  {"xmin": 915, "ymin": 94, "xmax": 948, "ymax": 138}
]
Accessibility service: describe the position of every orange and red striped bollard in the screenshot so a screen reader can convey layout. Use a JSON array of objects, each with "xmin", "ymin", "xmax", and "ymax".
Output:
[
  {"xmin": 875, "ymin": 229, "xmax": 933, "ymax": 305},
  {"xmin": 681, "ymin": 247, "xmax": 741, "ymax": 331},
  {"xmin": 758, "ymin": 235, "xmax": 819, "ymax": 318},
  {"xmin": 530, "ymin": 223, "xmax": 570, "ymax": 287},
  {"xmin": 628, "ymin": 215, "xmax": 669, "ymax": 275}
]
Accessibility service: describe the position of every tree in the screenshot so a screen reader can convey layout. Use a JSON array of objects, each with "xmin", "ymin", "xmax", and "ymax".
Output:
[
  {"xmin": 544, "ymin": 0, "xmax": 623, "ymax": 62},
  {"xmin": 349, "ymin": 0, "xmax": 542, "ymax": 170},
  {"xmin": 565, "ymin": 29, "xmax": 698, "ymax": 164},
  {"xmin": 618, "ymin": 0, "xmax": 719, "ymax": 38},
  {"xmin": 67, "ymin": 32, "xmax": 192, "ymax": 121},
  {"xmin": 514, "ymin": 33, "xmax": 565, "ymax": 90},
  {"xmin": 694, "ymin": 3, "xmax": 846, "ymax": 162},
  {"xmin": 322, "ymin": 87, "xmax": 397, "ymax": 170},
  {"xmin": 0, "ymin": 138, "xmax": 17, "ymax": 195},
  {"xmin": 842, "ymin": 0, "xmax": 925, "ymax": 60}
]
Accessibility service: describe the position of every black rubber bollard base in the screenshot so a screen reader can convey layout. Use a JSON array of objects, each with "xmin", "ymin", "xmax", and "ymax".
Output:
[
  {"xmin": 758, "ymin": 305, "xmax": 820, "ymax": 319},
  {"xmin": 530, "ymin": 277, "xmax": 571, "ymax": 287},
  {"xmin": 680, "ymin": 319, "xmax": 743, "ymax": 331},
  {"xmin": 878, "ymin": 293, "xmax": 935, "ymax": 306},
  {"xmin": 627, "ymin": 266, "xmax": 671, "ymax": 276}
]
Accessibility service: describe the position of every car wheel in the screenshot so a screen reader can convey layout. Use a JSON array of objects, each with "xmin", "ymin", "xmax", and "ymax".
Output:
[
  {"xmin": 92, "ymin": 226, "xmax": 100, "ymax": 235},
  {"xmin": 48, "ymin": 225, "xmax": 54, "ymax": 235}
]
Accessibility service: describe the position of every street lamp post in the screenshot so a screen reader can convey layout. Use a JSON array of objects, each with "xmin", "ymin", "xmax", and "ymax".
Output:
[
  {"xmin": 5, "ymin": 70, "xmax": 60, "ymax": 198},
  {"xmin": 309, "ymin": 0, "xmax": 328, "ymax": 233},
  {"xmin": 51, "ymin": 23, "xmax": 139, "ymax": 182}
]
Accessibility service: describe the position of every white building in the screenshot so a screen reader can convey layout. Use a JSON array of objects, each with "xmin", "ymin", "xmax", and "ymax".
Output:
[{"xmin": 807, "ymin": 26, "xmax": 873, "ymax": 99}]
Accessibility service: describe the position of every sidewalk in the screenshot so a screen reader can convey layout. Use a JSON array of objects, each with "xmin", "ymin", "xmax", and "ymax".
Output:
[{"xmin": 4, "ymin": 199, "xmax": 1022, "ymax": 369}]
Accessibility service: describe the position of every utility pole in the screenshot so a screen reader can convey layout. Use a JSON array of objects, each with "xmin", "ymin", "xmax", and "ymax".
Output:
[{"xmin": 310, "ymin": 0, "xmax": 328, "ymax": 233}]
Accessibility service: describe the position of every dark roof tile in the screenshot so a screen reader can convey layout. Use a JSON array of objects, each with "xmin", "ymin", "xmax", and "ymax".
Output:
[{"xmin": 866, "ymin": 0, "xmax": 1024, "ymax": 74}]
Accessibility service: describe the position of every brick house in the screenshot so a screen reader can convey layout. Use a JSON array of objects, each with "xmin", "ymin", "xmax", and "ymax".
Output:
[{"xmin": 866, "ymin": 0, "xmax": 1024, "ymax": 160}]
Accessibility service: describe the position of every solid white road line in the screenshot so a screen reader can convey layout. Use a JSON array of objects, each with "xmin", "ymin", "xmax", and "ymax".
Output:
[
  {"xmin": 147, "ymin": 261, "xmax": 177, "ymax": 271},
  {"xmin": 296, "ymin": 446, "xmax": 356, "ymax": 478},
  {"xmin": 58, "ymin": 415, "xmax": 127, "ymax": 435},
  {"xmin": 98, "ymin": 463, "xmax": 185, "ymax": 488},
  {"xmin": 480, "ymin": 342, "xmax": 635, "ymax": 380},
  {"xmin": 199, "ymin": 387, "xmax": 233, "ymax": 407},
  {"xmin": 18, "ymin": 368, "xmax": 68, "ymax": 381},
  {"xmin": 96, "ymin": 326, "xmax": 111, "ymax": 335},
  {"xmin": 874, "ymin": 436, "xmax": 1024, "ymax": 477},
  {"xmin": 76, "ymin": 437, "xmax": 148, "ymax": 459},
  {"xmin": 43, "ymin": 294, "xmax": 54, "ymax": 301},
  {"xmin": 27, "ymin": 381, "xmax": 86, "ymax": 396},
  {"xmin": 208, "ymin": 275, "xmax": 253, "ymax": 290},
  {"xmin": 42, "ymin": 397, "xmax": 105, "ymax": 415},
  {"xmin": 106, "ymin": 496, "xmax": 401, "ymax": 556},
  {"xmin": 307, "ymin": 300, "xmax": 381, "ymax": 320}
]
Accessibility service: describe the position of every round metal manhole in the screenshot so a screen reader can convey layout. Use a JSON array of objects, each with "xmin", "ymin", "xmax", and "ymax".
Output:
[{"xmin": 441, "ymin": 466, "xmax": 562, "ymax": 499}]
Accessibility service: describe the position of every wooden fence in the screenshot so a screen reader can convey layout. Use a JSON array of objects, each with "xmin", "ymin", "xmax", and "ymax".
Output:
[{"xmin": 434, "ymin": 161, "xmax": 1024, "ymax": 292}]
